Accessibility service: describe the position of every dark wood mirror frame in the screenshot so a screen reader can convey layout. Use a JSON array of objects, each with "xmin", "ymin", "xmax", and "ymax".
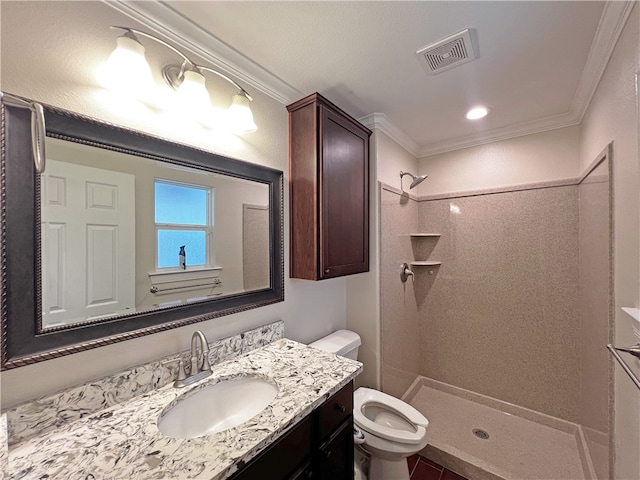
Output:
[{"xmin": 1, "ymin": 98, "xmax": 284, "ymax": 370}]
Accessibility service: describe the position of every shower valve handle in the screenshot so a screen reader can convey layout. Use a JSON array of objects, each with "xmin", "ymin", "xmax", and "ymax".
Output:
[{"xmin": 400, "ymin": 263, "xmax": 414, "ymax": 282}]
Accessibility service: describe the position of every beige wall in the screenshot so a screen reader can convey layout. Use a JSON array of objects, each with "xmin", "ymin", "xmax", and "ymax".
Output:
[
  {"xmin": 579, "ymin": 5, "xmax": 640, "ymax": 480},
  {"xmin": 376, "ymin": 130, "xmax": 419, "ymax": 191},
  {"xmin": 0, "ymin": 1, "xmax": 348, "ymax": 408},
  {"xmin": 415, "ymin": 126, "xmax": 582, "ymax": 196}
]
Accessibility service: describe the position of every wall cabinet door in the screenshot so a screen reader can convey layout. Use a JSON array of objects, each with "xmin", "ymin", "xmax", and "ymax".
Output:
[{"xmin": 288, "ymin": 93, "xmax": 371, "ymax": 280}]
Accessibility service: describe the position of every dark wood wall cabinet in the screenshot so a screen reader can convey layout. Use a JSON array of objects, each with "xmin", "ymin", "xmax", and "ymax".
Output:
[
  {"xmin": 230, "ymin": 381, "xmax": 354, "ymax": 480},
  {"xmin": 288, "ymin": 93, "xmax": 372, "ymax": 280}
]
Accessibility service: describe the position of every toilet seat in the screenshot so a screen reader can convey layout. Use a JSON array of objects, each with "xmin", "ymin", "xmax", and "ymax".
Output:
[{"xmin": 353, "ymin": 388, "xmax": 428, "ymax": 445}]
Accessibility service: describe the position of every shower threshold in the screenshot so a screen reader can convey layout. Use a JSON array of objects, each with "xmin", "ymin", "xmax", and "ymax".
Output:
[{"xmin": 402, "ymin": 376, "xmax": 598, "ymax": 480}]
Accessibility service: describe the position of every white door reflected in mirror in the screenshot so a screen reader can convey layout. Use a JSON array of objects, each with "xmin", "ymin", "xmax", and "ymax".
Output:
[{"xmin": 41, "ymin": 160, "xmax": 135, "ymax": 328}]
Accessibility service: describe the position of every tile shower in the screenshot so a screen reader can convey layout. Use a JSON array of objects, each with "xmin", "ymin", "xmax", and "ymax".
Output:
[{"xmin": 380, "ymin": 154, "xmax": 611, "ymax": 480}]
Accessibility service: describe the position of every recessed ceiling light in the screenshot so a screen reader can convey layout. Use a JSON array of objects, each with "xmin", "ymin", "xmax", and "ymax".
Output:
[{"xmin": 466, "ymin": 106, "xmax": 490, "ymax": 120}]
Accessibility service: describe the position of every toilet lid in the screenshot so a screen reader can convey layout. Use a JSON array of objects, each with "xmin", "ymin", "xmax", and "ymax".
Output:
[{"xmin": 353, "ymin": 388, "xmax": 429, "ymax": 445}]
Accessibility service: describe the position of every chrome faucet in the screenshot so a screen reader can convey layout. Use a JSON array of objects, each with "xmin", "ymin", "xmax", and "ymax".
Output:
[
  {"xmin": 173, "ymin": 330, "xmax": 213, "ymax": 388},
  {"xmin": 191, "ymin": 330, "xmax": 212, "ymax": 375}
]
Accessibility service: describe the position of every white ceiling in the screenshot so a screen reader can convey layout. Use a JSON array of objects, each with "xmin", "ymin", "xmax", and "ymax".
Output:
[{"xmin": 108, "ymin": 1, "xmax": 633, "ymax": 158}]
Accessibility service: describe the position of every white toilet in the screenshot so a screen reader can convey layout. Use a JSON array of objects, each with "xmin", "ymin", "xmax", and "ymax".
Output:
[{"xmin": 310, "ymin": 330, "xmax": 429, "ymax": 480}]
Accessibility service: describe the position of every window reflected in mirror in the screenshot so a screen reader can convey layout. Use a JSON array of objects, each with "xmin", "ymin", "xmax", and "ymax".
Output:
[{"xmin": 155, "ymin": 179, "xmax": 212, "ymax": 269}]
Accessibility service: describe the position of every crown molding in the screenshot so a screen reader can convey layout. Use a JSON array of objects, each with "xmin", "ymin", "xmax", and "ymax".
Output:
[
  {"xmin": 358, "ymin": 113, "xmax": 420, "ymax": 157},
  {"xmin": 104, "ymin": 1, "xmax": 633, "ymax": 158},
  {"xmin": 416, "ymin": 112, "xmax": 582, "ymax": 157},
  {"xmin": 360, "ymin": 109, "xmax": 581, "ymax": 159},
  {"xmin": 103, "ymin": 1, "xmax": 302, "ymax": 105},
  {"xmin": 570, "ymin": 1, "xmax": 635, "ymax": 122}
]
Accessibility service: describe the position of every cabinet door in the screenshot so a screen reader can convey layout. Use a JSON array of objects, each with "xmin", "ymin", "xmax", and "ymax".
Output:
[
  {"xmin": 317, "ymin": 382, "xmax": 353, "ymax": 441},
  {"xmin": 289, "ymin": 461, "xmax": 314, "ymax": 480},
  {"xmin": 230, "ymin": 416, "xmax": 312, "ymax": 480},
  {"xmin": 316, "ymin": 420, "xmax": 355, "ymax": 480},
  {"xmin": 320, "ymin": 107, "xmax": 369, "ymax": 279}
]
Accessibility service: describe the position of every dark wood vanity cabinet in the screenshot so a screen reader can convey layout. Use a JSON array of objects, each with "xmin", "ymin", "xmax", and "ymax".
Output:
[
  {"xmin": 287, "ymin": 93, "xmax": 372, "ymax": 280},
  {"xmin": 231, "ymin": 381, "xmax": 354, "ymax": 480},
  {"xmin": 316, "ymin": 417, "xmax": 354, "ymax": 479},
  {"xmin": 315, "ymin": 380, "xmax": 355, "ymax": 479}
]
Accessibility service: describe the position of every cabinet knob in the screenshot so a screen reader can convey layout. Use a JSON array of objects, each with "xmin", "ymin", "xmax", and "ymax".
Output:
[
  {"xmin": 324, "ymin": 268, "xmax": 330, "ymax": 273},
  {"xmin": 335, "ymin": 403, "xmax": 346, "ymax": 413},
  {"xmin": 324, "ymin": 449, "xmax": 332, "ymax": 459}
]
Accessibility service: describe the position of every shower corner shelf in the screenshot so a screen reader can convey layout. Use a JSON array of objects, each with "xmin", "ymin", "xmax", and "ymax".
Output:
[
  {"xmin": 410, "ymin": 261, "xmax": 442, "ymax": 267},
  {"xmin": 410, "ymin": 233, "xmax": 441, "ymax": 238}
]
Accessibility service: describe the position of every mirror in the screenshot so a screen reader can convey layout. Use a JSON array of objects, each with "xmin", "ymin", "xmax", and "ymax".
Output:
[{"xmin": 1, "ymin": 98, "xmax": 284, "ymax": 369}]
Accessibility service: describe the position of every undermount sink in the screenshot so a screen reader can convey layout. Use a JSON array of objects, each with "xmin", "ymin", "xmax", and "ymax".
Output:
[{"xmin": 157, "ymin": 376, "xmax": 278, "ymax": 439}]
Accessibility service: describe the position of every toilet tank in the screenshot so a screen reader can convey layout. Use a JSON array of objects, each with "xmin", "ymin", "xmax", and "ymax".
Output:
[{"xmin": 309, "ymin": 329, "xmax": 361, "ymax": 360}]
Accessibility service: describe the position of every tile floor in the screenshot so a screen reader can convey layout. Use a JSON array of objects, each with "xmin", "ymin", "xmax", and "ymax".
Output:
[{"xmin": 408, "ymin": 455, "xmax": 468, "ymax": 480}]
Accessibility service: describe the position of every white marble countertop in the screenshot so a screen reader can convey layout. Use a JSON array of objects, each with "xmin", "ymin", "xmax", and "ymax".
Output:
[{"xmin": 7, "ymin": 339, "xmax": 362, "ymax": 480}]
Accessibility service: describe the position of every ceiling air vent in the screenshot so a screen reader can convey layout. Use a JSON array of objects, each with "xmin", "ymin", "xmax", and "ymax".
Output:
[{"xmin": 416, "ymin": 29, "xmax": 477, "ymax": 75}]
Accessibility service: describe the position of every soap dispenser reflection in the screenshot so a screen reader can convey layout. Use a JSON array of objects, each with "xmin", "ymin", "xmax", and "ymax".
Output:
[{"xmin": 179, "ymin": 245, "xmax": 186, "ymax": 270}]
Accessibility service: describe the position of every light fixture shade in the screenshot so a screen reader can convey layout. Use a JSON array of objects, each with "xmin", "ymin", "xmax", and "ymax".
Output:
[
  {"xmin": 106, "ymin": 34, "xmax": 153, "ymax": 94},
  {"xmin": 177, "ymin": 70, "xmax": 211, "ymax": 111},
  {"xmin": 228, "ymin": 93, "xmax": 258, "ymax": 133}
]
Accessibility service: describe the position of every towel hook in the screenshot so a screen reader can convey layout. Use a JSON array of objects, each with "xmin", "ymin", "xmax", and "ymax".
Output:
[{"xmin": 1, "ymin": 92, "xmax": 47, "ymax": 174}]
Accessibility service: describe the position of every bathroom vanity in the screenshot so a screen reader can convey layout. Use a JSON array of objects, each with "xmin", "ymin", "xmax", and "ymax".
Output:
[
  {"xmin": 232, "ymin": 382, "xmax": 354, "ymax": 479},
  {"xmin": 5, "ymin": 335, "xmax": 362, "ymax": 480}
]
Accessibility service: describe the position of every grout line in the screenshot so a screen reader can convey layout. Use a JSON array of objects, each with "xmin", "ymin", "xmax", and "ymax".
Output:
[{"xmin": 409, "ymin": 456, "xmax": 419, "ymax": 478}]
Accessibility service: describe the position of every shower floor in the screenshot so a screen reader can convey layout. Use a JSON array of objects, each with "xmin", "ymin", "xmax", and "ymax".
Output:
[{"xmin": 402, "ymin": 377, "xmax": 593, "ymax": 480}]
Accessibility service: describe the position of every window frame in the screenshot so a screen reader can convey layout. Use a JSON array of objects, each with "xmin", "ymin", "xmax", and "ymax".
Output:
[{"xmin": 153, "ymin": 178, "xmax": 214, "ymax": 271}]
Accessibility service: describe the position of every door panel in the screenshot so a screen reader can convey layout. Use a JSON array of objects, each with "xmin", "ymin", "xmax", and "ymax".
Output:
[
  {"xmin": 320, "ymin": 107, "xmax": 369, "ymax": 278},
  {"xmin": 41, "ymin": 160, "xmax": 135, "ymax": 327}
]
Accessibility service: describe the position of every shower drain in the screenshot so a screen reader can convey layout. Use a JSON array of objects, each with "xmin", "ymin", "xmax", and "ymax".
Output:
[{"xmin": 472, "ymin": 428, "xmax": 490, "ymax": 440}]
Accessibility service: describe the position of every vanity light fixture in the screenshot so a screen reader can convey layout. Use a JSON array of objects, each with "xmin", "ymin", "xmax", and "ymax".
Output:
[
  {"xmin": 106, "ymin": 26, "xmax": 257, "ymax": 134},
  {"xmin": 465, "ymin": 106, "xmax": 490, "ymax": 120}
]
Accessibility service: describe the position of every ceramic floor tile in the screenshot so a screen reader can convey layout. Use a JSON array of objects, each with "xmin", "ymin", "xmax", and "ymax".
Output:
[
  {"xmin": 411, "ymin": 459, "xmax": 443, "ymax": 480},
  {"xmin": 441, "ymin": 469, "xmax": 468, "ymax": 480},
  {"xmin": 408, "ymin": 454, "xmax": 420, "ymax": 475}
]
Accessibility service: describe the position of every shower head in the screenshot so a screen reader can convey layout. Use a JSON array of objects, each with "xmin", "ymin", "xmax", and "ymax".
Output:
[
  {"xmin": 410, "ymin": 174, "xmax": 428, "ymax": 189},
  {"xmin": 400, "ymin": 171, "xmax": 428, "ymax": 190}
]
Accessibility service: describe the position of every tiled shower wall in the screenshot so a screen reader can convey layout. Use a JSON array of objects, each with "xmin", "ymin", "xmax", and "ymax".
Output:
[
  {"xmin": 381, "ymin": 162, "xmax": 612, "ymax": 461},
  {"xmin": 380, "ymin": 183, "xmax": 583, "ymax": 422},
  {"xmin": 577, "ymin": 157, "xmax": 611, "ymax": 479},
  {"xmin": 416, "ymin": 185, "xmax": 581, "ymax": 422},
  {"xmin": 380, "ymin": 188, "xmax": 420, "ymax": 397}
]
